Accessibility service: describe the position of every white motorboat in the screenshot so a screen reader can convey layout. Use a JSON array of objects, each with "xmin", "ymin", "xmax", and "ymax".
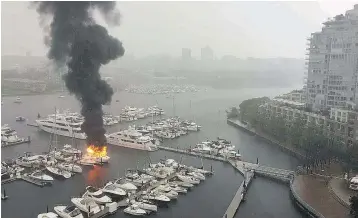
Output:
[
  {"xmin": 14, "ymin": 97, "xmax": 21, "ymax": 103},
  {"xmin": 187, "ymin": 171, "xmax": 205, "ymax": 181},
  {"xmin": 187, "ymin": 166, "xmax": 212, "ymax": 175},
  {"xmin": 127, "ymin": 199, "xmax": 157, "ymax": 212},
  {"xmin": 46, "ymin": 166, "xmax": 72, "ymax": 179},
  {"xmin": 16, "ymin": 155, "xmax": 41, "ymax": 168},
  {"xmin": 141, "ymin": 191, "xmax": 170, "ymax": 204},
  {"xmin": 15, "ymin": 116, "xmax": 26, "ymax": 122},
  {"xmin": 77, "ymin": 156, "xmax": 96, "ymax": 166},
  {"xmin": 124, "ymin": 204, "xmax": 147, "ymax": 216},
  {"xmin": 83, "ymin": 186, "xmax": 112, "ymax": 204},
  {"xmin": 54, "ymin": 205, "xmax": 83, "ymax": 218},
  {"xmin": 177, "ymin": 174, "xmax": 200, "ymax": 184},
  {"xmin": 62, "ymin": 144, "xmax": 82, "ymax": 155},
  {"xmin": 71, "ymin": 197, "xmax": 103, "ymax": 215},
  {"xmin": 57, "ymin": 162, "xmax": 82, "ymax": 173},
  {"xmin": 168, "ymin": 183, "xmax": 187, "ymax": 193},
  {"xmin": 102, "ymin": 182, "xmax": 126, "ymax": 197},
  {"xmin": 154, "ymin": 188, "xmax": 178, "ymax": 199},
  {"xmin": 29, "ymin": 171, "xmax": 54, "ymax": 182},
  {"xmin": 170, "ymin": 181, "xmax": 193, "ymax": 188},
  {"xmin": 37, "ymin": 212, "xmax": 58, "ymax": 218},
  {"xmin": 112, "ymin": 179, "xmax": 137, "ymax": 191}
]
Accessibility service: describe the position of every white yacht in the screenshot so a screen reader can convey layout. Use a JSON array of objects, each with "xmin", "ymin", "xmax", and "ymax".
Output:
[
  {"xmin": 57, "ymin": 162, "xmax": 82, "ymax": 173},
  {"xmin": 36, "ymin": 112, "xmax": 86, "ymax": 140},
  {"xmin": 83, "ymin": 186, "xmax": 112, "ymax": 204},
  {"xmin": 102, "ymin": 182, "xmax": 127, "ymax": 197},
  {"xmin": 46, "ymin": 166, "xmax": 72, "ymax": 179},
  {"xmin": 54, "ymin": 205, "xmax": 83, "ymax": 218},
  {"xmin": 124, "ymin": 204, "xmax": 147, "ymax": 216},
  {"xmin": 80, "ymin": 154, "xmax": 110, "ymax": 164},
  {"xmin": 71, "ymin": 197, "xmax": 103, "ymax": 215},
  {"xmin": 37, "ymin": 212, "xmax": 59, "ymax": 218},
  {"xmin": 29, "ymin": 170, "xmax": 54, "ymax": 182},
  {"xmin": 106, "ymin": 127, "xmax": 158, "ymax": 151}
]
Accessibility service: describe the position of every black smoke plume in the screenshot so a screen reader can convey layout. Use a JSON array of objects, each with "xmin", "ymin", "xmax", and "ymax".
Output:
[{"xmin": 33, "ymin": 2, "xmax": 125, "ymax": 146}]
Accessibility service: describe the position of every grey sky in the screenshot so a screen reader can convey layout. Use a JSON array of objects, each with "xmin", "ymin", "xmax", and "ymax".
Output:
[{"xmin": 1, "ymin": 1, "xmax": 357, "ymax": 59}]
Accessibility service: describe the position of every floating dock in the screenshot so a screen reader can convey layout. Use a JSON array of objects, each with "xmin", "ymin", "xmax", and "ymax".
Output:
[
  {"xmin": 20, "ymin": 175, "xmax": 52, "ymax": 187},
  {"xmin": 157, "ymin": 145, "xmax": 227, "ymax": 162}
]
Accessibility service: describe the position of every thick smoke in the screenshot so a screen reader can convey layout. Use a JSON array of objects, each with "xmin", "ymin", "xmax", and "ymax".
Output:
[{"xmin": 33, "ymin": 2, "xmax": 125, "ymax": 146}]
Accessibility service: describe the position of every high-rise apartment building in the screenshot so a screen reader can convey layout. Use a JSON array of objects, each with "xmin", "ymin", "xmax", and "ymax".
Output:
[
  {"xmin": 305, "ymin": 4, "xmax": 358, "ymax": 111},
  {"xmin": 182, "ymin": 48, "xmax": 192, "ymax": 61},
  {"xmin": 201, "ymin": 46, "xmax": 214, "ymax": 61}
]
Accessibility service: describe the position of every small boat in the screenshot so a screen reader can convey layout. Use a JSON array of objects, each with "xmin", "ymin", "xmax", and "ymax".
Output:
[
  {"xmin": 58, "ymin": 95, "xmax": 65, "ymax": 98},
  {"xmin": 46, "ymin": 166, "xmax": 72, "ymax": 179},
  {"xmin": 154, "ymin": 188, "xmax": 178, "ymax": 200},
  {"xmin": 54, "ymin": 205, "xmax": 83, "ymax": 218},
  {"xmin": 37, "ymin": 212, "xmax": 59, "ymax": 218},
  {"xmin": 170, "ymin": 181, "xmax": 193, "ymax": 188},
  {"xmin": 123, "ymin": 204, "xmax": 147, "ymax": 216},
  {"xmin": 57, "ymin": 162, "xmax": 82, "ymax": 173},
  {"xmin": 77, "ymin": 156, "xmax": 96, "ymax": 166},
  {"xmin": 62, "ymin": 144, "xmax": 81, "ymax": 155},
  {"xmin": 14, "ymin": 97, "xmax": 21, "ymax": 104},
  {"xmin": 142, "ymin": 191, "xmax": 170, "ymax": 205},
  {"xmin": 102, "ymin": 182, "xmax": 126, "ymax": 197},
  {"xmin": 187, "ymin": 171, "xmax": 205, "ymax": 181},
  {"xmin": 15, "ymin": 116, "xmax": 26, "ymax": 122},
  {"xmin": 29, "ymin": 171, "xmax": 54, "ymax": 182},
  {"xmin": 71, "ymin": 197, "xmax": 103, "ymax": 215},
  {"xmin": 112, "ymin": 179, "xmax": 137, "ymax": 191},
  {"xmin": 168, "ymin": 183, "xmax": 187, "ymax": 193},
  {"xmin": 83, "ymin": 186, "xmax": 112, "ymax": 204}
]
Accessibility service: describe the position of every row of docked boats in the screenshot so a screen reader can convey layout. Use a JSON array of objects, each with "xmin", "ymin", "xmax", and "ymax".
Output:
[
  {"xmin": 119, "ymin": 105, "xmax": 165, "ymax": 122},
  {"xmin": 1, "ymin": 124, "xmax": 29, "ymax": 147},
  {"xmin": 191, "ymin": 138, "xmax": 241, "ymax": 159},
  {"xmin": 38, "ymin": 159, "xmax": 213, "ymax": 217},
  {"xmin": 125, "ymin": 84, "xmax": 201, "ymax": 95}
]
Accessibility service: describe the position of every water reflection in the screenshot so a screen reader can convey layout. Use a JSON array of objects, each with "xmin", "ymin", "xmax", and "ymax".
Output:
[{"xmin": 87, "ymin": 165, "xmax": 109, "ymax": 187}]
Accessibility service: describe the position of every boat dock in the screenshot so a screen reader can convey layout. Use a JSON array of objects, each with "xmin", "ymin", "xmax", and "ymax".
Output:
[
  {"xmin": 157, "ymin": 145, "xmax": 227, "ymax": 162},
  {"xmin": 156, "ymin": 146, "xmax": 295, "ymax": 218},
  {"xmin": 223, "ymin": 166, "xmax": 254, "ymax": 218},
  {"xmin": 20, "ymin": 175, "xmax": 52, "ymax": 187}
]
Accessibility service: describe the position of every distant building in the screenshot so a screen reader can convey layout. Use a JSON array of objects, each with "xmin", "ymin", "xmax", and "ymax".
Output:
[
  {"xmin": 276, "ymin": 89, "xmax": 306, "ymax": 103},
  {"xmin": 2, "ymin": 78, "xmax": 47, "ymax": 92},
  {"xmin": 201, "ymin": 46, "xmax": 214, "ymax": 61},
  {"xmin": 181, "ymin": 48, "xmax": 192, "ymax": 61},
  {"xmin": 305, "ymin": 4, "xmax": 358, "ymax": 110}
]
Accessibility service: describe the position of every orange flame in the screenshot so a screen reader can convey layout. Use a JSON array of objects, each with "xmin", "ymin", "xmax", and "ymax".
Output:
[{"xmin": 86, "ymin": 145, "xmax": 107, "ymax": 158}]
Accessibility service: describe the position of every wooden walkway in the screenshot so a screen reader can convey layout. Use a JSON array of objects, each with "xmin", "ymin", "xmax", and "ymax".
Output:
[{"xmin": 223, "ymin": 161, "xmax": 255, "ymax": 218}]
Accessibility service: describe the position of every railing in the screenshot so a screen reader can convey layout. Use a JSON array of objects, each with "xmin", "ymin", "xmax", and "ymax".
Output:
[{"xmin": 289, "ymin": 177, "xmax": 325, "ymax": 218}]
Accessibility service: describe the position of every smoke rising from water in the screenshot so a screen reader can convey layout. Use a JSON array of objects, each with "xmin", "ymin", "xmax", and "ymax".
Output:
[{"xmin": 33, "ymin": 2, "xmax": 125, "ymax": 146}]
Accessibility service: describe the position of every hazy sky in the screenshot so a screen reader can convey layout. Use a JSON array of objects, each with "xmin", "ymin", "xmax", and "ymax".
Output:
[{"xmin": 1, "ymin": 1, "xmax": 357, "ymax": 59}]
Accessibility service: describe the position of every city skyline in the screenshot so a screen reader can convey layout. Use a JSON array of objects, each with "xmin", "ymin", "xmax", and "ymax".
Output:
[{"xmin": 2, "ymin": 1, "xmax": 357, "ymax": 59}]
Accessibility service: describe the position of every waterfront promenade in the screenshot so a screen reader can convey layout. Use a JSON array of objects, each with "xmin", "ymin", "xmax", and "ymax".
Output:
[{"xmin": 227, "ymin": 118, "xmax": 352, "ymax": 218}]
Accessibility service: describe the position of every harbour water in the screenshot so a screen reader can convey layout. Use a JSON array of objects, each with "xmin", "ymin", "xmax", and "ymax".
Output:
[{"xmin": 2, "ymin": 87, "xmax": 302, "ymax": 218}]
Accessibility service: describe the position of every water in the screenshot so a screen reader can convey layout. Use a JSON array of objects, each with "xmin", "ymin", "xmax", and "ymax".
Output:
[{"xmin": 1, "ymin": 87, "xmax": 302, "ymax": 218}]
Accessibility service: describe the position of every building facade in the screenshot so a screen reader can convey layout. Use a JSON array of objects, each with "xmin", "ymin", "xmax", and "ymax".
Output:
[
  {"xmin": 305, "ymin": 4, "xmax": 358, "ymax": 111},
  {"xmin": 259, "ymin": 99, "xmax": 358, "ymax": 146}
]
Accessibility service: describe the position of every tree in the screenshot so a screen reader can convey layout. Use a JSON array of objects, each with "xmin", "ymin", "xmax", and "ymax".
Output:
[
  {"xmin": 226, "ymin": 107, "xmax": 239, "ymax": 119},
  {"xmin": 350, "ymin": 195, "xmax": 358, "ymax": 217}
]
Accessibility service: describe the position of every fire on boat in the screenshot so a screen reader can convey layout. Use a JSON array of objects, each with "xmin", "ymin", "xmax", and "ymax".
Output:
[{"xmin": 83, "ymin": 145, "xmax": 110, "ymax": 164}]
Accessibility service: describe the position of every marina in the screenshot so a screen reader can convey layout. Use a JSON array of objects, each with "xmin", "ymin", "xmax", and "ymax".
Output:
[{"xmin": 2, "ymin": 89, "xmax": 302, "ymax": 218}]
